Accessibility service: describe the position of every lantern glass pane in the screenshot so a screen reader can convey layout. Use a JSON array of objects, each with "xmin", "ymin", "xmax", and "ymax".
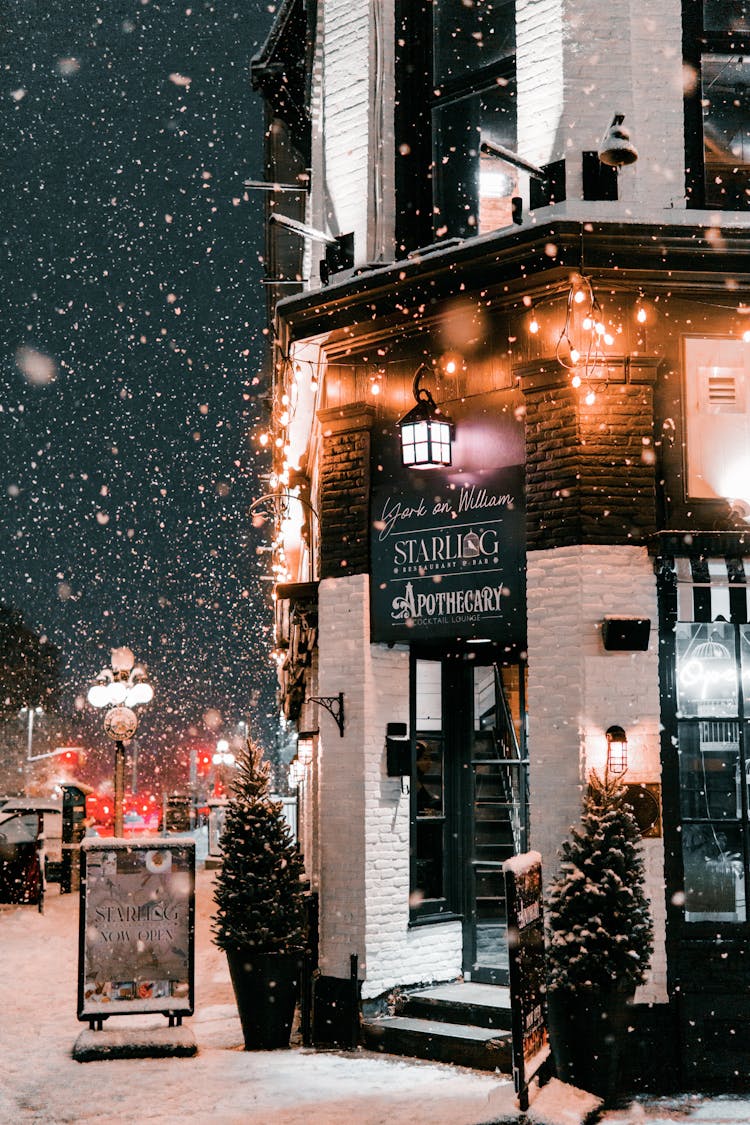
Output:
[{"xmin": 400, "ymin": 420, "xmax": 418, "ymax": 465}]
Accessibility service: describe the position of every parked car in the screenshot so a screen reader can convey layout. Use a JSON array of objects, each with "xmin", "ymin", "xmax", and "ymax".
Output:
[
  {"xmin": 0, "ymin": 800, "xmax": 61, "ymax": 904},
  {"xmin": 0, "ymin": 799, "xmax": 62, "ymax": 871}
]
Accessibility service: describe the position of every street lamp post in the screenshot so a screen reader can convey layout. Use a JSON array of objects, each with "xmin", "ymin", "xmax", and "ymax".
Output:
[
  {"xmin": 87, "ymin": 647, "xmax": 153, "ymax": 838},
  {"xmin": 20, "ymin": 705, "xmax": 44, "ymax": 760},
  {"xmin": 212, "ymin": 739, "xmax": 236, "ymax": 797}
]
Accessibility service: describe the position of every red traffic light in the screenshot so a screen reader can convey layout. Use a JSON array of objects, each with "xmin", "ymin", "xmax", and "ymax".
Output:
[
  {"xmin": 56, "ymin": 746, "xmax": 83, "ymax": 768},
  {"xmin": 196, "ymin": 750, "xmax": 213, "ymax": 775}
]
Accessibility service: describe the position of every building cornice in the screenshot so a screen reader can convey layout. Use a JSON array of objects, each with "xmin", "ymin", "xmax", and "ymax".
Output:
[{"xmin": 275, "ymin": 218, "xmax": 750, "ymax": 352}]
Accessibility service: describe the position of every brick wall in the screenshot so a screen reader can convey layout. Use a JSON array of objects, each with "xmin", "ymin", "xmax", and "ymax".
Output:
[
  {"xmin": 308, "ymin": 0, "xmax": 396, "ymax": 267},
  {"xmin": 517, "ymin": 0, "xmax": 685, "ymax": 208},
  {"xmin": 317, "ymin": 574, "xmax": 369, "ymax": 979},
  {"xmin": 318, "ymin": 404, "xmax": 373, "ymax": 579},
  {"xmin": 522, "ymin": 360, "xmax": 658, "ymax": 550},
  {"xmin": 527, "ymin": 544, "xmax": 667, "ymax": 1001}
]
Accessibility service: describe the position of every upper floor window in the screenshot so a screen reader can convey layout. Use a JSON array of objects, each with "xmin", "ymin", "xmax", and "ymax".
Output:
[
  {"xmin": 684, "ymin": 336, "xmax": 750, "ymax": 511},
  {"xmin": 684, "ymin": 1, "xmax": 750, "ymax": 209},
  {"xmin": 433, "ymin": 0, "xmax": 516, "ymax": 239},
  {"xmin": 395, "ymin": 0, "xmax": 516, "ymax": 252}
]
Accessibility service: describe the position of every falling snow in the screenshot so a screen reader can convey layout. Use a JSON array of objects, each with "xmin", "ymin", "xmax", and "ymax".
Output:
[{"xmin": 1, "ymin": 2, "xmax": 278, "ymax": 790}]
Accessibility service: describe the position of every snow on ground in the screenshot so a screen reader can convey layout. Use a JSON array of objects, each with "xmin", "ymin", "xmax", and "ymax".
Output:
[
  {"xmin": 4, "ymin": 848, "xmax": 750, "ymax": 1124},
  {"xmin": 599, "ymin": 1097, "xmax": 750, "ymax": 1124},
  {"xmin": 0, "ymin": 853, "xmax": 519, "ymax": 1125}
]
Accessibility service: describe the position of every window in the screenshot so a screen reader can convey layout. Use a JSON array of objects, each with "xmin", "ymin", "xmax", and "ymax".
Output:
[
  {"xmin": 433, "ymin": 0, "xmax": 517, "ymax": 239},
  {"xmin": 395, "ymin": 0, "xmax": 517, "ymax": 251},
  {"xmin": 411, "ymin": 659, "xmax": 450, "ymax": 916},
  {"xmin": 675, "ymin": 621, "xmax": 750, "ymax": 922},
  {"xmin": 684, "ymin": 1, "xmax": 750, "ymax": 209},
  {"xmin": 684, "ymin": 337, "xmax": 750, "ymax": 509}
]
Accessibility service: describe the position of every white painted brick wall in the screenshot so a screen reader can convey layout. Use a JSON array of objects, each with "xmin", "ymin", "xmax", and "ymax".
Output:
[
  {"xmin": 308, "ymin": 0, "xmax": 395, "ymax": 270},
  {"xmin": 527, "ymin": 544, "xmax": 667, "ymax": 1001},
  {"xmin": 317, "ymin": 574, "xmax": 369, "ymax": 978},
  {"xmin": 317, "ymin": 574, "xmax": 462, "ymax": 996},
  {"xmin": 310, "ymin": 0, "xmax": 687, "ymax": 270},
  {"xmin": 514, "ymin": 0, "xmax": 685, "ymax": 209}
]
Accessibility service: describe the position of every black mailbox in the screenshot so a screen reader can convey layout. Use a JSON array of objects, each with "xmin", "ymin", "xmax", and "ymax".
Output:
[{"xmin": 386, "ymin": 722, "xmax": 410, "ymax": 777}]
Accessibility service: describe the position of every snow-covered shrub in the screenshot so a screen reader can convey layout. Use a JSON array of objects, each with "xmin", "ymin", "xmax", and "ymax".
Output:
[
  {"xmin": 545, "ymin": 770, "xmax": 653, "ymax": 994},
  {"xmin": 212, "ymin": 742, "xmax": 306, "ymax": 953}
]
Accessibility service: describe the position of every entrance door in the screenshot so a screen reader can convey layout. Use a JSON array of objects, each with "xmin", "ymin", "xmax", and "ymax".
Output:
[
  {"xmin": 465, "ymin": 661, "xmax": 528, "ymax": 984},
  {"xmin": 409, "ymin": 651, "xmax": 528, "ymax": 982}
]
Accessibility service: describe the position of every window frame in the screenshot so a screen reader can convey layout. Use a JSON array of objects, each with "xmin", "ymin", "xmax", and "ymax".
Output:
[
  {"xmin": 658, "ymin": 562, "xmax": 750, "ymax": 940},
  {"xmin": 394, "ymin": 0, "xmax": 517, "ymax": 251},
  {"xmin": 409, "ymin": 651, "xmax": 463, "ymax": 924},
  {"xmin": 674, "ymin": 621, "xmax": 750, "ymax": 925},
  {"xmin": 681, "ymin": 334, "xmax": 750, "ymax": 509},
  {"xmin": 683, "ymin": 0, "xmax": 750, "ymax": 209}
]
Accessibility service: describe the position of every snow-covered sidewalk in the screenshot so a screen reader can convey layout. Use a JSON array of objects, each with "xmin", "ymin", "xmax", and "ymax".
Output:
[
  {"xmin": 0, "ymin": 861, "xmax": 521, "ymax": 1125},
  {"xmin": 4, "ymin": 859, "xmax": 750, "ymax": 1125}
]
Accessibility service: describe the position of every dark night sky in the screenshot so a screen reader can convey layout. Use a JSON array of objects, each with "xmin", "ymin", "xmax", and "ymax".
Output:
[{"xmin": 1, "ymin": 1, "xmax": 278, "ymax": 782}]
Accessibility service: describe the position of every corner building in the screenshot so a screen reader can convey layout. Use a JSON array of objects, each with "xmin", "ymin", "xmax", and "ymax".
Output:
[{"xmin": 251, "ymin": 0, "xmax": 750, "ymax": 1088}]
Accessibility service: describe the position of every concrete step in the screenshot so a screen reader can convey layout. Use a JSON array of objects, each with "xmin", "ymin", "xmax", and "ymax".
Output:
[
  {"xmin": 398, "ymin": 983, "xmax": 512, "ymax": 1030},
  {"xmin": 361, "ymin": 1013, "xmax": 512, "ymax": 1072}
]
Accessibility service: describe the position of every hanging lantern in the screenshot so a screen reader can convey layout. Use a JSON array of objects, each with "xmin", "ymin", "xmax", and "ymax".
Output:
[{"xmin": 398, "ymin": 364, "xmax": 454, "ymax": 468}]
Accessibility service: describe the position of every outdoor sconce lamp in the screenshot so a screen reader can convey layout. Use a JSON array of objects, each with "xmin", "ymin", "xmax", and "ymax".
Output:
[
  {"xmin": 297, "ymin": 731, "xmax": 316, "ymax": 766},
  {"xmin": 606, "ymin": 725, "xmax": 628, "ymax": 776},
  {"xmin": 598, "ymin": 114, "xmax": 638, "ymax": 167},
  {"xmin": 288, "ymin": 758, "xmax": 305, "ymax": 789},
  {"xmin": 397, "ymin": 364, "xmax": 454, "ymax": 469}
]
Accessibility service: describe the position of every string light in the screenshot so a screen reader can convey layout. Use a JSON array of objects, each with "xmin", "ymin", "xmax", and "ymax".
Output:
[{"xmin": 555, "ymin": 274, "xmax": 612, "ymax": 398}]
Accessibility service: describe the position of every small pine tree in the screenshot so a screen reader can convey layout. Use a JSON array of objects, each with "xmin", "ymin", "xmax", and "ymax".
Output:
[
  {"xmin": 212, "ymin": 742, "xmax": 306, "ymax": 954},
  {"xmin": 546, "ymin": 770, "xmax": 654, "ymax": 994}
]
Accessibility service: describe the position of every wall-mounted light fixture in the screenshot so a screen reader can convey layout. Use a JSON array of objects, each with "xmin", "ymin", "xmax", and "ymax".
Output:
[
  {"xmin": 598, "ymin": 114, "xmax": 638, "ymax": 167},
  {"xmin": 398, "ymin": 364, "xmax": 454, "ymax": 469},
  {"xmin": 288, "ymin": 758, "xmax": 305, "ymax": 789},
  {"xmin": 606, "ymin": 725, "xmax": 629, "ymax": 776},
  {"xmin": 297, "ymin": 731, "xmax": 317, "ymax": 766}
]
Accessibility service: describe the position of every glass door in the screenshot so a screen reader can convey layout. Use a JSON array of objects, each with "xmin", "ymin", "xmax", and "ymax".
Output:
[{"xmin": 466, "ymin": 661, "xmax": 528, "ymax": 984}]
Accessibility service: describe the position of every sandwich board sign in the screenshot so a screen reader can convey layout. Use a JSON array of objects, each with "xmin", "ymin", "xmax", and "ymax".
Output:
[{"xmin": 78, "ymin": 838, "xmax": 195, "ymax": 1027}]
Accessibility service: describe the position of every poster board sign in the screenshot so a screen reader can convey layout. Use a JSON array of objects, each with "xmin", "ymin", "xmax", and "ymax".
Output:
[
  {"xmin": 78, "ymin": 838, "xmax": 195, "ymax": 1020},
  {"xmin": 370, "ymin": 465, "xmax": 525, "ymax": 644},
  {"xmin": 503, "ymin": 851, "xmax": 549, "ymax": 1108}
]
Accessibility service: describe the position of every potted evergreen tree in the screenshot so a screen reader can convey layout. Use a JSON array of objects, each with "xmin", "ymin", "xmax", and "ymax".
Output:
[
  {"xmin": 545, "ymin": 769, "xmax": 654, "ymax": 1101},
  {"xmin": 212, "ymin": 741, "xmax": 307, "ymax": 1050}
]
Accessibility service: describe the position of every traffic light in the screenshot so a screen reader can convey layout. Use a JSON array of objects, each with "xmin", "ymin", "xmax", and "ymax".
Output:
[
  {"xmin": 56, "ymin": 747, "xmax": 83, "ymax": 769},
  {"xmin": 196, "ymin": 749, "xmax": 213, "ymax": 775}
]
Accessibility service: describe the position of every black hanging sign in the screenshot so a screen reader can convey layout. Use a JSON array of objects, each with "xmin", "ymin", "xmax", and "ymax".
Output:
[
  {"xmin": 370, "ymin": 465, "xmax": 525, "ymax": 644},
  {"xmin": 503, "ymin": 850, "xmax": 550, "ymax": 1111}
]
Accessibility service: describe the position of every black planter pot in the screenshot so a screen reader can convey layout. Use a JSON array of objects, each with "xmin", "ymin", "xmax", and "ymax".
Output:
[
  {"xmin": 226, "ymin": 949, "xmax": 303, "ymax": 1050},
  {"xmin": 547, "ymin": 988, "xmax": 633, "ymax": 1103}
]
